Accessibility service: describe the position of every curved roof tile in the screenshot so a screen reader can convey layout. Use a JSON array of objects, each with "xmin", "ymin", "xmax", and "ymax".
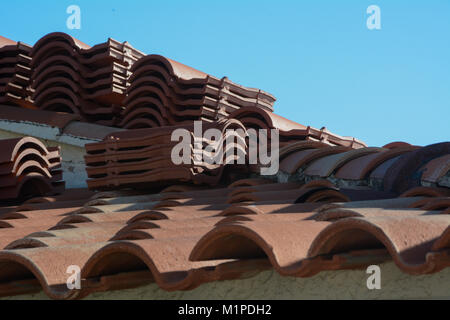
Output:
[
  {"xmin": 335, "ymin": 146, "xmax": 415, "ymax": 180},
  {"xmin": 303, "ymin": 147, "xmax": 382, "ymax": 178},
  {"xmin": 279, "ymin": 146, "xmax": 350, "ymax": 174},
  {"xmin": 190, "ymin": 220, "xmax": 331, "ymax": 276},
  {"xmin": 309, "ymin": 215, "xmax": 450, "ymax": 274},
  {"xmin": 384, "ymin": 142, "xmax": 450, "ymax": 193},
  {"xmin": 420, "ymin": 154, "xmax": 450, "ymax": 184}
]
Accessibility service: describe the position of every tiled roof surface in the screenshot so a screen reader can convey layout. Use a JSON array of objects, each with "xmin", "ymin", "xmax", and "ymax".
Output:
[
  {"xmin": 0, "ymin": 32, "xmax": 449, "ymax": 300},
  {"xmin": 0, "ymin": 177, "xmax": 448, "ymax": 299}
]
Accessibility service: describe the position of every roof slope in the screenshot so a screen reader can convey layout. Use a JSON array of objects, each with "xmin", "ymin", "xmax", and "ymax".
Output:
[{"xmin": 0, "ymin": 175, "xmax": 448, "ymax": 299}]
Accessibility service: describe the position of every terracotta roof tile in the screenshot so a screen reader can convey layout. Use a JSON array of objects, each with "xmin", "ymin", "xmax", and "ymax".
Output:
[
  {"xmin": 400, "ymin": 186, "xmax": 450, "ymax": 198},
  {"xmin": 420, "ymin": 197, "xmax": 450, "ymax": 211},
  {"xmin": 219, "ymin": 202, "xmax": 323, "ymax": 216},
  {"xmin": 432, "ymin": 226, "xmax": 450, "ymax": 250},
  {"xmin": 308, "ymin": 215, "xmax": 450, "ymax": 275},
  {"xmin": 279, "ymin": 146, "xmax": 350, "ymax": 174},
  {"xmin": 0, "ymin": 36, "xmax": 18, "ymax": 48},
  {"xmin": 190, "ymin": 220, "xmax": 332, "ymax": 277},
  {"xmin": 317, "ymin": 196, "xmax": 424, "ymax": 212},
  {"xmin": 335, "ymin": 146, "xmax": 417, "ymax": 180},
  {"xmin": 420, "ymin": 154, "xmax": 450, "ymax": 184},
  {"xmin": 382, "ymin": 141, "xmax": 415, "ymax": 149},
  {"xmin": 383, "ymin": 142, "xmax": 450, "ymax": 193},
  {"xmin": 303, "ymin": 147, "xmax": 382, "ymax": 178},
  {"xmin": 369, "ymin": 155, "xmax": 402, "ymax": 181}
]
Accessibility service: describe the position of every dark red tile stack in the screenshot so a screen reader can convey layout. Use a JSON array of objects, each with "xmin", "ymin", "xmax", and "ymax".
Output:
[
  {"xmin": 230, "ymin": 106, "xmax": 366, "ymax": 148},
  {"xmin": 0, "ymin": 36, "xmax": 34, "ymax": 109},
  {"xmin": 118, "ymin": 55, "xmax": 276, "ymax": 128},
  {"xmin": 0, "ymin": 32, "xmax": 364, "ymax": 151},
  {"xmin": 84, "ymin": 119, "xmax": 248, "ymax": 190},
  {"xmin": 420, "ymin": 154, "xmax": 450, "ymax": 186},
  {"xmin": 0, "ymin": 137, "xmax": 65, "ymax": 201},
  {"xmin": 29, "ymin": 32, "xmax": 144, "ymax": 126}
]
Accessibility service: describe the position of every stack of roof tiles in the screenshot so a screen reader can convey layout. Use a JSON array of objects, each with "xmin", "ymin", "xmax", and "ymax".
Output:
[
  {"xmin": 0, "ymin": 36, "xmax": 34, "ymax": 109},
  {"xmin": 1, "ymin": 33, "xmax": 281, "ymax": 131},
  {"xmin": 0, "ymin": 32, "xmax": 363, "ymax": 150},
  {"xmin": 84, "ymin": 113, "xmax": 370, "ymax": 191},
  {"xmin": 29, "ymin": 32, "xmax": 144, "ymax": 126},
  {"xmin": 118, "ymin": 55, "xmax": 276, "ymax": 128},
  {"xmin": 0, "ymin": 137, "xmax": 65, "ymax": 201},
  {"xmin": 230, "ymin": 106, "xmax": 366, "ymax": 148},
  {"xmin": 84, "ymin": 119, "xmax": 248, "ymax": 190}
]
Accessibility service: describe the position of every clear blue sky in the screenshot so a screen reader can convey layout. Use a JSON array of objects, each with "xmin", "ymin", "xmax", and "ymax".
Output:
[{"xmin": 1, "ymin": 0, "xmax": 449, "ymax": 147}]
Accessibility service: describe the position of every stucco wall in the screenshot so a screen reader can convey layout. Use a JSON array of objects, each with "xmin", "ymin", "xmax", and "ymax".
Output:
[
  {"xmin": 3, "ymin": 262, "xmax": 450, "ymax": 300},
  {"xmin": 0, "ymin": 128, "xmax": 88, "ymax": 188}
]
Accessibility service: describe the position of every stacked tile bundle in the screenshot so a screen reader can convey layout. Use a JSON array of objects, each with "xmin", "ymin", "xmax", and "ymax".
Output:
[
  {"xmin": 0, "ymin": 32, "xmax": 367, "ymax": 154},
  {"xmin": 118, "ymin": 54, "xmax": 276, "ymax": 129},
  {"xmin": 0, "ymin": 36, "xmax": 34, "ymax": 109},
  {"xmin": 0, "ymin": 137, "xmax": 65, "ymax": 201},
  {"xmin": 230, "ymin": 106, "xmax": 366, "ymax": 149},
  {"xmin": 228, "ymin": 106, "xmax": 366, "ymax": 172},
  {"xmin": 84, "ymin": 119, "xmax": 248, "ymax": 190},
  {"xmin": 29, "ymin": 32, "xmax": 145, "ymax": 125}
]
